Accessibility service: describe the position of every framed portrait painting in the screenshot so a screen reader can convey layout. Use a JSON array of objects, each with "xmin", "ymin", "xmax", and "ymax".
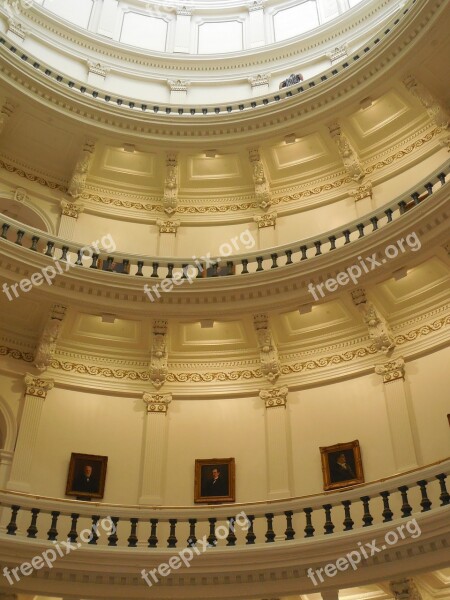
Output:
[
  {"xmin": 194, "ymin": 458, "xmax": 235, "ymax": 503},
  {"xmin": 65, "ymin": 453, "xmax": 108, "ymax": 500},
  {"xmin": 320, "ymin": 440, "xmax": 364, "ymax": 491}
]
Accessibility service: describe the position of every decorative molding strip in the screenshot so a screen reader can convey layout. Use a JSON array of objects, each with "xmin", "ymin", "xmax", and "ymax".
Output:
[{"xmin": 0, "ymin": 346, "xmax": 34, "ymax": 362}]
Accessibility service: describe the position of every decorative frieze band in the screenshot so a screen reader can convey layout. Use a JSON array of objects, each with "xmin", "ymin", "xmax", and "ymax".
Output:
[
  {"xmin": 375, "ymin": 358, "xmax": 405, "ymax": 383},
  {"xmin": 24, "ymin": 373, "xmax": 54, "ymax": 399},
  {"xmin": 143, "ymin": 392, "xmax": 172, "ymax": 413},
  {"xmin": 260, "ymin": 386, "xmax": 288, "ymax": 408}
]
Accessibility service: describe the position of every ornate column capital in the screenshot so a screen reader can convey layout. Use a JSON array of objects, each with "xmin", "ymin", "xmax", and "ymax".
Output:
[
  {"xmin": 375, "ymin": 358, "xmax": 405, "ymax": 383},
  {"xmin": 7, "ymin": 17, "xmax": 27, "ymax": 40},
  {"xmin": 143, "ymin": 392, "xmax": 172, "ymax": 413},
  {"xmin": 60, "ymin": 200, "xmax": 84, "ymax": 219},
  {"xmin": 24, "ymin": 374, "xmax": 54, "ymax": 398},
  {"xmin": 260, "ymin": 386, "xmax": 288, "ymax": 408},
  {"xmin": 350, "ymin": 181, "xmax": 373, "ymax": 202},
  {"xmin": 248, "ymin": 0, "xmax": 265, "ymax": 10},
  {"xmin": 87, "ymin": 61, "xmax": 110, "ymax": 78},
  {"xmin": 390, "ymin": 578, "xmax": 422, "ymax": 600},
  {"xmin": 14, "ymin": 187, "xmax": 29, "ymax": 203},
  {"xmin": 167, "ymin": 79, "xmax": 190, "ymax": 93},
  {"xmin": 326, "ymin": 44, "xmax": 348, "ymax": 63},
  {"xmin": 254, "ymin": 211, "xmax": 277, "ymax": 228},
  {"xmin": 176, "ymin": 5, "xmax": 193, "ymax": 16},
  {"xmin": 248, "ymin": 74, "xmax": 270, "ymax": 88},
  {"xmin": 156, "ymin": 219, "xmax": 180, "ymax": 234}
]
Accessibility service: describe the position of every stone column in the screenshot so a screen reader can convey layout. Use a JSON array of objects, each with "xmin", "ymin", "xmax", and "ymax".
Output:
[
  {"xmin": 139, "ymin": 392, "xmax": 172, "ymax": 505},
  {"xmin": 375, "ymin": 358, "xmax": 418, "ymax": 472},
  {"xmin": 58, "ymin": 201, "xmax": 84, "ymax": 240},
  {"xmin": 248, "ymin": 0, "xmax": 265, "ymax": 48},
  {"xmin": 254, "ymin": 211, "xmax": 277, "ymax": 248},
  {"xmin": 259, "ymin": 387, "xmax": 292, "ymax": 499},
  {"xmin": 0, "ymin": 450, "xmax": 14, "ymax": 488},
  {"xmin": 157, "ymin": 220, "xmax": 180, "ymax": 256},
  {"xmin": 174, "ymin": 5, "xmax": 192, "ymax": 53},
  {"xmin": 97, "ymin": 0, "xmax": 119, "ymax": 38},
  {"xmin": 7, "ymin": 374, "xmax": 54, "ymax": 493}
]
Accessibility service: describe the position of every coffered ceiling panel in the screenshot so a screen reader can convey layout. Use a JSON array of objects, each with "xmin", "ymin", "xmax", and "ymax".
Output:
[
  {"xmin": 180, "ymin": 152, "xmax": 253, "ymax": 191},
  {"xmin": 170, "ymin": 320, "xmax": 255, "ymax": 354},
  {"xmin": 0, "ymin": 293, "xmax": 48, "ymax": 336}
]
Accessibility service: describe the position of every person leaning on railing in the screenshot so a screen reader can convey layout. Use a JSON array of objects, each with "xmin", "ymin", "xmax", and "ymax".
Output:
[{"xmin": 279, "ymin": 73, "xmax": 303, "ymax": 89}]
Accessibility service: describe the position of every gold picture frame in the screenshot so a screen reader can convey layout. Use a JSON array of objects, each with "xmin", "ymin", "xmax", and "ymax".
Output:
[
  {"xmin": 65, "ymin": 452, "xmax": 108, "ymax": 500},
  {"xmin": 194, "ymin": 458, "xmax": 235, "ymax": 504},
  {"xmin": 320, "ymin": 440, "xmax": 364, "ymax": 491}
]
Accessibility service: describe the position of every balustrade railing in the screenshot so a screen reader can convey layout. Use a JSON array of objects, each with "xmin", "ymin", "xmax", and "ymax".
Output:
[
  {"xmin": 0, "ymin": 462, "xmax": 448, "ymax": 550},
  {"xmin": 1, "ymin": 162, "xmax": 448, "ymax": 281}
]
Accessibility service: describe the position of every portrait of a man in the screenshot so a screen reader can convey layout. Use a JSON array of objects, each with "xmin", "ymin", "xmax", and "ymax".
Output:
[
  {"xmin": 320, "ymin": 441, "xmax": 364, "ymax": 491},
  {"xmin": 66, "ymin": 453, "xmax": 108, "ymax": 500},
  {"xmin": 194, "ymin": 458, "xmax": 235, "ymax": 503}
]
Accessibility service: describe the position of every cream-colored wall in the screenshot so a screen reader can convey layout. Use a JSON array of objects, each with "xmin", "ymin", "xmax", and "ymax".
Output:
[
  {"xmin": 1, "ymin": 346, "xmax": 448, "ymax": 505},
  {"xmin": 405, "ymin": 348, "xmax": 450, "ymax": 465}
]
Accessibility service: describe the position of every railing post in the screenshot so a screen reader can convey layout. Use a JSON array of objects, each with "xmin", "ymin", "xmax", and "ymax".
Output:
[
  {"xmin": 128, "ymin": 518, "xmax": 139, "ymax": 547},
  {"xmin": 167, "ymin": 519, "xmax": 178, "ymax": 548},
  {"xmin": 26, "ymin": 508, "xmax": 40, "ymax": 538},
  {"xmin": 108, "ymin": 517, "xmax": 119, "ymax": 546},
  {"xmin": 67, "ymin": 513, "xmax": 79, "ymax": 543},
  {"xmin": 417, "ymin": 480, "xmax": 432, "ymax": 512},
  {"xmin": 89, "ymin": 515, "xmax": 100, "ymax": 545},
  {"xmin": 6, "ymin": 505, "xmax": 20, "ymax": 535},
  {"xmin": 436, "ymin": 473, "xmax": 450, "ymax": 506},
  {"xmin": 226, "ymin": 517, "xmax": 237, "ymax": 546},
  {"xmin": 148, "ymin": 518, "xmax": 158, "ymax": 548},
  {"xmin": 304, "ymin": 507, "xmax": 315, "ymax": 537},
  {"xmin": 361, "ymin": 496, "xmax": 373, "ymax": 527},
  {"xmin": 398, "ymin": 486, "xmax": 413, "ymax": 517},
  {"xmin": 187, "ymin": 518, "xmax": 197, "ymax": 547},
  {"xmin": 47, "ymin": 510, "xmax": 60, "ymax": 541},
  {"xmin": 342, "ymin": 500, "xmax": 354, "ymax": 531},
  {"xmin": 265, "ymin": 513, "xmax": 275, "ymax": 542},
  {"xmin": 245, "ymin": 515, "xmax": 256, "ymax": 544},
  {"xmin": 323, "ymin": 504, "xmax": 335, "ymax": 534},
  {"xmin": 284, "ymin": 510, "xmax": 295, "ymax": 540},
  {"xmin": 207, "ymin": 518, "xmax": 217, "ymax": 547},
  {"xmin": 380, "ymin": 491, "xmax": 394, "ymax": 522}
]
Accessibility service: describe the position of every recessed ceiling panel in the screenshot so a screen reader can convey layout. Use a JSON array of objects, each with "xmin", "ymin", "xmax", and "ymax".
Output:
[{"xmin": 188, "ymin": 155, "xmax": 242, "ymax": 181}]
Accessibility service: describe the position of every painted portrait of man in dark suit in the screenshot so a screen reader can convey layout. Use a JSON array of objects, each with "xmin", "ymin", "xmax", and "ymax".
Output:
[
  {"xmin": 201, "ymin": 466, "xmax": 229, "ymax": 497},
  {"xmin": 329, "ymin": 450, "xmax": 356, "ymax": 484},
  {"xmin": 73, "ymin": 464, "xmax": 99, "ymax": 494}
]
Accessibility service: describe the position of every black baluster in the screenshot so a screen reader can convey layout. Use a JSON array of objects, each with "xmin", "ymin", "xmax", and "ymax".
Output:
[
  {"xmin": 398, "ymin": 486, "xmax": 413, "ymax": 517},
  {"xmin": 45, "ymin": 241, "xmax": 55, "ymax": 256},
  {"xmin": 75, "ymin": 250, "xmax": 83, "ymax": 265},
  {"xmin": 181, "ymin": 264, "xmax": 188, "ymax": 279},
  {"xmin": 6, "ymin": 505, "xmax": 20, "ymax": 535},
  {"xmin": 148, "ymin": 518, "xmax": 158, "ymax": 548},
  {"xmin": 342, "ymin": 500, "xmax": 354, "ymax": 531},
  {"xmin": 226, "ymin": 517, "xmax": 237, "ymax": 546},
  {"xmin": 187, "ymin": 518, "xmax": 197, "ymax": 547},
  {"xmin": 31, "ymin": 235, "xmax": 40, "ymax": 251},
  {"xmin": 300, "ymin": 245, "xmax": 308, "ymax": 260},
  {"xmin": 398, "ymin": 200, "xmax": 407, "ymax": 214},
  {"xmin": 328, "ymin": 236, "xmax": 336, "ymax": 250},
  {"xmin": 437, "ymin": 172, "xmax": 446, "ymax": 185},
  {"xmin": 105, "ymin": 256, "xmax": 114, "ymax": 271},
  {"xmin": 210, "ymin": 263, "xmax": 218, "ymax": 276},
  {"xmin": 128, "ymin": 518, "xmax": 138, "ymax": 547},
  {"xmin": 380, "ymin": 491, "xmax": 393, "ymax": 522},
  {"xmin": 270, "ymin": 253, "xmax": 278, "ymax": 268},
  {"xmin": 241, "ymin": 259, "xmax": 249, "ymax": 274},
  {"xmin": 370, "ymin": 216, "xmax": 379, "ymax": 231},
  {"xmin": 108, "ymin": 517, "xmax": 119, "ymax": 546},
  {"xmin": 265, "ymin": 513, "xmax": 275, "ymax": 542},
  {"xmin": 424, "ymin": 182, "xmax": 433, "ymax": 196},
  {"xmin": 89, "ymin": 516, "xmax": 100, "ymax": 545},
  {"xmin": 47, "ymin": 511, "xmax": 60, "ymax": 541},
  {"xmin": 136, "ymin": 261, "xmax": 144, "ymax": 276},
  {"xmin": 436, "ymin": 474, "xmax": 450, "ymax": 506},
  {"xmin": 15, "ymin": 230, "xmax": 25, "ymax": 245},
  {"xmin": 90, "ymin": 253, "xmax": 99, "ymax": 269},
  {"xmin": 226, "ymin": 260, "xmax": 234, "ymax": 275},
  {"xmin": 304, "ymin": 507, "xmax": 315, "ymax": 537},
  {"xmin": 1, "ymin": 223, "xmax": 10, "ymax": 238},
  {"xmin": 356, "ymin": 223, "xmax": 365, "ymax": 238},
  {"xmin": 314, "ymin": 241, "xmax": 322, "ymax": 256},
  {"xmin": 323, "ymin": 504, "xmax": 334, "ymax": 534},
  {"xmin": 60, "ymin": 246, "xmax": 69, "ymax": 262},
  {"xmin": 151, "ymin": 262, "xmax": 159, "ymax": 277},
  {"xmin": 417, "ymin": 480, "xmax": 432, "ymax": 512},
  {"xmin": 343, "ymin": 230, "xmax": 351, "ymax": 244},
  {"xmin": 385, "ymin": 208, "xmax": 393, "ymax": 222},
  {"xmin": 285, "ymin": 249, "xmax": 293, "ymax": 264},
  {"xmin": 284, "ymin": 510, "xmax": 295, "ymax": 540},
  {"xmin": 411, "ymin": 192, "xmax": 420, "ymax": 205},
  {"xmin": 207, "ymin": 518, "xmax": 217, "ymax": 546},
  {"xmin": 245, "ymin": 515, "xmax": 256, "ymax": 544},
  {"xmin": 122, "ymin": 259, "xmax": 130, "ymax": 274},
  {"xmin": 27, "ymin": 508, "xmax": 40, "ymax": 538},
  {"xmin": 361, "ymin": 496, "xmax": 373, "ymax": 527},
  {"xmin": 67, "ymin": 513, "xmax": 79, "ymax": 543},
  {"xmin": 166, "ymin": 263, "xmax": 174, "ymax": 279},
  {"xmin": 167, "ymin": 519, "xmax": 177, "ymax": 548},
  {"xmin": 256, "ymin": 256, "xmax": 264, "ymax": 271}
]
